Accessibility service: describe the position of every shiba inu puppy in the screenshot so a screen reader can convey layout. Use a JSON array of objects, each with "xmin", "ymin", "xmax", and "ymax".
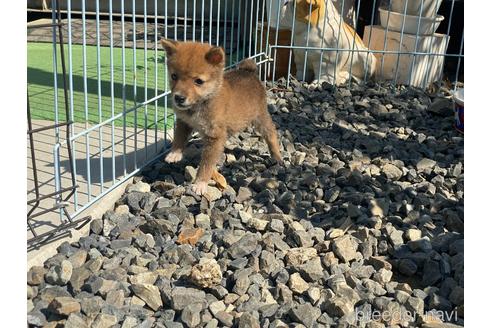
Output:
[{"xmin": 161, "ymin": 40, "xmax": 283, "ymax": 195}]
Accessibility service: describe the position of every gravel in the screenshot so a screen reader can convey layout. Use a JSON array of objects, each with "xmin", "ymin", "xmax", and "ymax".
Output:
[{"xmin": 27, "ymin": 79, "xmax": 463, "ymax": 327}]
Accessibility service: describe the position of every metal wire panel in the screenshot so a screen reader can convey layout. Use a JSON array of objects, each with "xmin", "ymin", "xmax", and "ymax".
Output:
[
  {"xmin": 28, "ymin": 0, "xmax": 250, "ymax": 231},
  {"xmin": 264, "ymin": 0, "xmax": 463, "ymax": 89}
]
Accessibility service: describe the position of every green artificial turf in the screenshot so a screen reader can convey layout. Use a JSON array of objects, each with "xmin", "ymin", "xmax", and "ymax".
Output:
[{"xmin": 27, "ymin": 42, "xmax": 174, "ymax": 129}]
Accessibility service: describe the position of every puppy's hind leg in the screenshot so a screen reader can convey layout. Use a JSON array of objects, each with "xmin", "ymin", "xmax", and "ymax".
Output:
[
  {"xmin": 255, "ymin": 111, "xmax": 283, "ymax": 164},
  {"xmin": 165, "ymin": 119, "xmax": 192, "ymax": 163}
]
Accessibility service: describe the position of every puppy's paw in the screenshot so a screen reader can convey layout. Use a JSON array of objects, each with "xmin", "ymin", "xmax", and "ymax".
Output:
[
  {"xmin": 336, "ymin": 72, "xmax": 350, "ymax": 86},
  {"xmin": 191, "ymin": 181, "xmax": 208, "ymax": 195},
  {"xmin": 275, "ymin": 158, "xmax": 285, "ymax": 166},
  {"xmin": 267, "ymin": 156, "xmax": 284, "ymax": 167},
  {"xmin": 165, "ymin": 150, "xmax": 183, "ymax": 163}
]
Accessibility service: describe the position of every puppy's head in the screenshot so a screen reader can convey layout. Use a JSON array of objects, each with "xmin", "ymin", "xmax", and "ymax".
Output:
[{"xmin": 161, "ymin": 40, "xmax": 225, "ymax": 110}]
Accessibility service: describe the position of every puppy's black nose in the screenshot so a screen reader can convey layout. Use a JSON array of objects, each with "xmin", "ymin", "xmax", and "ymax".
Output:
[{"xmin": 174, "ymin": 95, "xmax": 186, "ymax": 105}]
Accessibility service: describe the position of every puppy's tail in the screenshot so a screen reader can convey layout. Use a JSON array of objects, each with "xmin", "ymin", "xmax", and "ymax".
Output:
[{"xmin": 237, "ymin": 59, "xmax": 257, "ymax": 73}]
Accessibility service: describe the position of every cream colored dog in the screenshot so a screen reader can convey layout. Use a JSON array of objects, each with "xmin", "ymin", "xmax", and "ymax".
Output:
[{"xmin": 282, "ymin": 0, "xmax": 377, "ymax": 85}]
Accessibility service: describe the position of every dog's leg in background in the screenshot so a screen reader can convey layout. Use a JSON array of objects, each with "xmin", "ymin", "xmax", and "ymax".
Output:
[
  {"xmin": 165, "ymin": 119, "xmax": 193, "ymax": 163},
  {"xmin": 311, "ymin": 51, "xmax": 337, "ymax": 85},
  {"xmin": 293, "ymin": 48, "xmax": 307, "ymax": 81},
  {"xmin": 255, "ymin": 112, "xmax": 283, "ymax": 164},
  {"xmin": 193, "ymin": 134, "xmax": 227, "ymax": 195}
]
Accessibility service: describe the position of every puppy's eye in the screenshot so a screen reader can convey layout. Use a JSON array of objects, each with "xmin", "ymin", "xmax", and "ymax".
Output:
[
  {"xmin": 171, "ymin": 73, "xmax": 178, "ymax": 81},
  {"xmin": 194, "ymin": 78, "xmax": 204, "ymax": 86}
]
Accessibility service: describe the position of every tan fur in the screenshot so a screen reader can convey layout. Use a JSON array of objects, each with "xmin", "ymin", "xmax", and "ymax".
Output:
[
  {"xmin": 295, "ymin": 0, "xmax": 325, "ymax": 25},
  {"xmin": 342, "ymin": 22, "xmax": 365, "ymax": 49},
  {"xmin": 161, "ymin": 40, "xmax": 283, "ymax": 194},
  {"xmin": 287, "ymin": 0, "xmax": 377, "ymax": 84}
]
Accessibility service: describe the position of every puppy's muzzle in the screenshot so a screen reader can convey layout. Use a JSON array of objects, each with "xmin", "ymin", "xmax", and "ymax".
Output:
[
  {"xmin": 174, "ymin": 94, "xmax": 186, "ymax": 105},
  {"xmin": 172, "ymin": 94, "xmax": 190, "ymax": 110}
]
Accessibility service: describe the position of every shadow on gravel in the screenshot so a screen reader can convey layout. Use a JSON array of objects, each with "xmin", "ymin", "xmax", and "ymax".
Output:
[
  {"xmin": 140, "ymin": 80, "xmax": 463, "ymax": 299},
  {"xmin": 263, "ymin": 81, "xmax": 464, "ymax": 290}
]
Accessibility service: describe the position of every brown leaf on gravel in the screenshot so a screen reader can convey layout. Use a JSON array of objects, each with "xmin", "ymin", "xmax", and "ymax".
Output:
[
  {"xmin": 211, "ymin": 170, "xmax": 228, "ymax": 191},
  {"xmin": 177, "ymin": 228, "xmax": 205, "ymax": 246}
]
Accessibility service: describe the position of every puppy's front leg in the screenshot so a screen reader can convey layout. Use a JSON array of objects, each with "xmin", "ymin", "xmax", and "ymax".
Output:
[
  {"xmin": 165, "ymin": 119, "xmax": 192, "ymax": 163},
  {"xmin": 192, "ymin": 134, "xmax": 226, "ymax": 195}
]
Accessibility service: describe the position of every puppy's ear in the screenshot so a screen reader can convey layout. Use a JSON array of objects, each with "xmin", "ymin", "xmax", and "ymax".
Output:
[
  {"xmin": 205, "ymin": 47, "xmax": 225, "ymax": 66},
  {"xmin": 161, "ymin": 39, "xmax": 178, "ymax": 56}
]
